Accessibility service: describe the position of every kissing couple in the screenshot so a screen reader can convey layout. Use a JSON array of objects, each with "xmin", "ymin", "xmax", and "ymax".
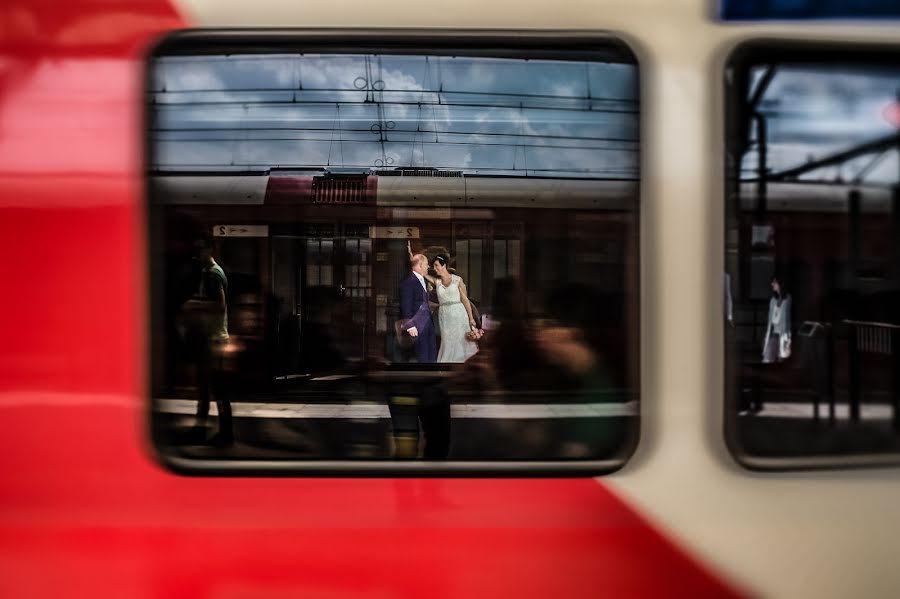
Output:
[{"xmin": 400, "ymin": 243, "xmax": 480, "ymax": 363}]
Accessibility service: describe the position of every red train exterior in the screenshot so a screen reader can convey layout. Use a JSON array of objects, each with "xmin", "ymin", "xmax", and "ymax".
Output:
[{"xmin": 0, "ymin": 1, "xmax": 742, "ymax": 597}]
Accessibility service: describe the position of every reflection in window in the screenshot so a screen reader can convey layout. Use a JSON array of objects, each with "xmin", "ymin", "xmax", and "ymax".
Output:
[
  {"xmin": 148, "ymin": 45, "xmax": 639, "ymax": 467},
  {"xmin": 725, "ymin": 48, "xmax": 900, "ymax": 463}
]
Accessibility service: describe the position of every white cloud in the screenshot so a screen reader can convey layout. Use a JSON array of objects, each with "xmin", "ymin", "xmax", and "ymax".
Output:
[{"xmin": 151, "ymin": 54, "xmax": 639, "ymax": 177}]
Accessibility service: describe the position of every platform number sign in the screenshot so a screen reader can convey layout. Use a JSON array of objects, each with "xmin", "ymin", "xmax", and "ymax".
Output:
[
  {"xmin": 368, "ymin": 226, "xmax": 419, "ymax": 239},
  {"xmin": 213, "ymin": 225, "xmax": 269, "ymax": 238}
]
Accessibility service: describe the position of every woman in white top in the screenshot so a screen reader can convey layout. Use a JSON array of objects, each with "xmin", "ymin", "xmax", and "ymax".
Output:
[
  {"xmin": 428, "ymin": 253, "xmax": 480, "ymax": 363},
  {"xmin": 762, "ymin": 275, "xmax": 791, "ymax": 363}
]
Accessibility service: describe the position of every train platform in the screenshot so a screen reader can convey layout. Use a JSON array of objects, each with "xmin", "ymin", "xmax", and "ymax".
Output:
[
  {"xmin": 739, "ymin": 401, "xmax": 895, "ymax": 420},
  {"xmin": 152, "ymin": 397, "xmax": 638, "ymax": 460},
  {"xmin": 155, "ymin": 398, "xmax": 638, "ymax": 419}
]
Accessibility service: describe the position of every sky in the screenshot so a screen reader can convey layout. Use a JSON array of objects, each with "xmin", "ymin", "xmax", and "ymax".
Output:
[
  {"xmin": 744, "ymin": 64, "xmax": 899, "ymax": 185},
  {"xmin": 149, "ymin": 53, "xmax": 639, "ymax": 178}
]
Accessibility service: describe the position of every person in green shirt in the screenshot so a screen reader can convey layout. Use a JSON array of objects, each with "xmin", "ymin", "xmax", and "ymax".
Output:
[{"xmin": 181, "ymin": 233, "xmax": 232, "ymax": 447}]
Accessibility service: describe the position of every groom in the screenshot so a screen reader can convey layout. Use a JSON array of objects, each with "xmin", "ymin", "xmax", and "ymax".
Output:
[
  {"xmin": 399, "ymin": 253, "xmax": 437, "ymax": 363},
  {"xmin": 394, "ymin": 253, "xmax": 448, "ymax": 460}
]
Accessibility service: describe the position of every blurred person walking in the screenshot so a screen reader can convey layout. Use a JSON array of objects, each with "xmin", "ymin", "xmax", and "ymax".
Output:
[{"xmin": 179, "ymin": 233, "xmax": 233, "ymax": 446}]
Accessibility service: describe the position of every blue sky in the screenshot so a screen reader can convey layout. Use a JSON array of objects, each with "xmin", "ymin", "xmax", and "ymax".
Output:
[
  {"xmin": 149, "ymin": 54, "xmax": 639, "ymax": 178},
  {"xmin": 745, "ymin": 65, "xmax": 899, "ymax": 184}
]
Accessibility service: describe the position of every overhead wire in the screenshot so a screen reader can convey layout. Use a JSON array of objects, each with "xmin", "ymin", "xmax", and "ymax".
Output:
[{"xmin": 151, "ymin": 58, "xmax": 639, "ymax": 176}]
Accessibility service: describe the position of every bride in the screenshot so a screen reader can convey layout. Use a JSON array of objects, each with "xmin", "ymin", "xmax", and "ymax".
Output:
[{"xmin": 429, "ymin": 253, "xmax": 479, "ymax": 363}]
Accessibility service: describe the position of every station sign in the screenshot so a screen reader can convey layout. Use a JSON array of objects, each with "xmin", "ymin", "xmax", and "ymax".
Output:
[
  {"xmin": 368, "ymin": 226, "xmax": 420, "ymax": 239},
  {"xmin": 213, "ymin": 225, "xmax": 269, "ymax": 237},
  {"xmin": 720, "ymin": 0, "xmax": 900, "ymax": 20}
]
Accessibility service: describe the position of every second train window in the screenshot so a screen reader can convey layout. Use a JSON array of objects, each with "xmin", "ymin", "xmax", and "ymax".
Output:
[{"xmin": 725, "ymin": 42, "xmax": 900, "ymax": 467}]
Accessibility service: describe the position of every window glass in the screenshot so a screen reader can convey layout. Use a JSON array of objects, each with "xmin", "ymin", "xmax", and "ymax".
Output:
[
  {"xmin": 148, "ymin": 36, "xmax": 640, "ymax": 472},
  {"xmin": 725, "ymin": 43, "xmax": 900, "ymax": 466}
]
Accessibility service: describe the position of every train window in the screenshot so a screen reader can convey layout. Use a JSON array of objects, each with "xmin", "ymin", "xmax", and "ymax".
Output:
[
  {"xmin": 146, "ymin": 32, "xmax": 640, "ymax": 475},
  {"xmin": 724, "ymin": 42, "xmax": 900, "ymax": 468}
]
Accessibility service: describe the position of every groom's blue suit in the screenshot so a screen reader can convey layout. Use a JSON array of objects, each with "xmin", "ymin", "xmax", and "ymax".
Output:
[{"xmin": 400, "ymin": 272, "xmax": 437, "ymax": 363}]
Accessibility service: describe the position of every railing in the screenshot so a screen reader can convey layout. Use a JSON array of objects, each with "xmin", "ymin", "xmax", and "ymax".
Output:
[{"xmin": 844, "ymin": 320, "xmax": 900, "ymax": 431}]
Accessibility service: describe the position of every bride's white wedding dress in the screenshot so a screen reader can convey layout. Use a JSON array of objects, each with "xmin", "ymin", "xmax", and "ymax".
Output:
[{"xmin": 436, "ymin": 274, "xmax": 479, "ymax": 363}]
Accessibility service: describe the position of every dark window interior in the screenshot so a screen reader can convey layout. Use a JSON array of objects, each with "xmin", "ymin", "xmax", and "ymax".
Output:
[
  {"xmin": 147, "ymin": 34, "xmax": 640, "ymax": 473},
  {"xmin": 725, "ymin": 43, "xmax": 900, "ymax": 466}
]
